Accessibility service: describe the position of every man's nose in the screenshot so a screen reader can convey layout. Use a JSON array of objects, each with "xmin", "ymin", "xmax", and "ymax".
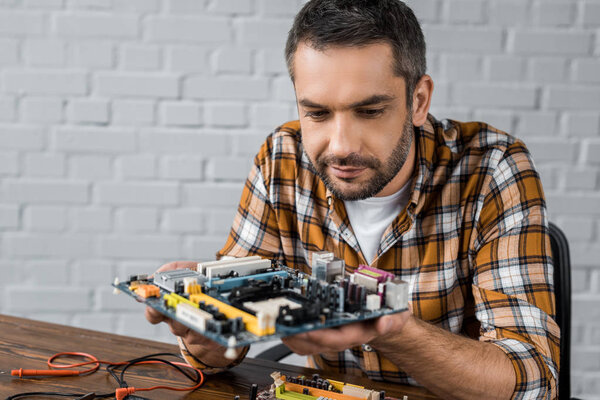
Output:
[{"xmin": 328, "ymin": 115, "xmax": 360, "ymax": 159}]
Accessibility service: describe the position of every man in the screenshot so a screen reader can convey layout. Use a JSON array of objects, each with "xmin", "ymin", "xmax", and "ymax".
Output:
[{"xmin": 146, "ymin": 1, "xmax": 559, "ymax": 398}]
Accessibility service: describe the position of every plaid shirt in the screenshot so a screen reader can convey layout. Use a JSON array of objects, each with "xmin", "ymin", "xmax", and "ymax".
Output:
[{"xmin": 185, "ymin": 114, "xmax": 559, "ymax": 398}]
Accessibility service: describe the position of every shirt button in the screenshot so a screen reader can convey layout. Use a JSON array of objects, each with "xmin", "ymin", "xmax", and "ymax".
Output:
[{"xmin": 362, "ymin": 344, "xmax": 373, "ymax": 352}]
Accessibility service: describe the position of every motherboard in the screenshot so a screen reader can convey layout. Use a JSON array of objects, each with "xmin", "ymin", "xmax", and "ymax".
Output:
[{"xmin": 113, "ymin": 252, "xmax": 408, "ymax": 356}]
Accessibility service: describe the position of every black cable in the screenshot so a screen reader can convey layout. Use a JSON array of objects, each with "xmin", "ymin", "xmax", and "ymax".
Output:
[{"xmin": 6, "ymin": 353, "xmax": 201, "ymax": 400}]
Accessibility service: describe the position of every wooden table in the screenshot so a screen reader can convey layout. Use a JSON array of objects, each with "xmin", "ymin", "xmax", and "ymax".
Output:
[{"xmin": 0, "ymin": 314, "xmax": 437, "ymax": 399}]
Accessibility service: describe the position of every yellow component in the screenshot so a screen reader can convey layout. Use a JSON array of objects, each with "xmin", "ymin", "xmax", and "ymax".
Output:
[
  {"xmin": 187, "ymin": 283, "xmax": 202, "ymax": 295},
  {"xmin": 163, "ymin": 293, "xmax": 200, "ymax": 309},
  {"xmin": 280, "ymin": 378, "xmax": 363, "ymax": 400},
  {"xmin": 328, "ymin": 379, "xmax": 346, "ymax": 393},
  {"xmin": 189, "ymin": 292, "xmax": 274, "ymax": 337}
]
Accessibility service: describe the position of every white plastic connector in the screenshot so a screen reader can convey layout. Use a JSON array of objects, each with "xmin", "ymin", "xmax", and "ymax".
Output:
[
  {"xmin": 113, "ymin": 277, "xmax": 121, "ymax": 295},
  {"xmin": 224, "ymin": 336, "xmax": 238, "ymax": 359}
]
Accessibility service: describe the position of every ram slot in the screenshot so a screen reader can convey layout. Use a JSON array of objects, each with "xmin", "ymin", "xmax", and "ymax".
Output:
[{"xmin": 176, "ymin": 302, "xmax": 213, "ymax": 332}]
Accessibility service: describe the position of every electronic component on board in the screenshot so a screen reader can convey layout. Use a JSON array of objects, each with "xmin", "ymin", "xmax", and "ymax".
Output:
[{"xmin": 113, "ymin": 257, "xmax": 409, "ymax": 351}]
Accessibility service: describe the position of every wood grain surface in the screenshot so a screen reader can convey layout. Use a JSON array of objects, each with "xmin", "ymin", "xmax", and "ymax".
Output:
[{"xmin": 0, "ymin": 314, "xmax": 437, "ymax": 399}]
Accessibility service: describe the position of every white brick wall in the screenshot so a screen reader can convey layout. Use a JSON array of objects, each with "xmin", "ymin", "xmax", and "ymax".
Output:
[{"xmin": 0, "ymin": 0, "xmax": 598, "ymax": 397}]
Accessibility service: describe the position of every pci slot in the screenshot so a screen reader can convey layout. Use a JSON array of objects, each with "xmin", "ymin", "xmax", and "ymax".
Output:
[
  {"xmin": 206, "ymin": 270, "xmax": 288, "ymax": 292},
  {"xmin": 204, "ymin": 259, "xmax": 272, "ymax": 280}
]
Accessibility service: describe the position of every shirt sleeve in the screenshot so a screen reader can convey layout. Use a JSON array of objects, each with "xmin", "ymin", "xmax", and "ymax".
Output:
[{"xmin": 471, "ymin": 141, "xmax": 560, "ymax": 399}]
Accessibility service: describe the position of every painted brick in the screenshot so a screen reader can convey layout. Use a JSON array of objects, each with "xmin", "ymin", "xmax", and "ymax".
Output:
[
  {"xmin": 564, "ymin": 112, "xmax": 600, "ymax": 137},
  {"xmin": 167, "ymin": 0, "xmax": 207, "ymax": 13},
  {"xmin": 20, "ymin": 260, "xmax": 69, "ymax": 285},
  {"xmin": 139, "ymin": 131, "xmax": 229, "ymax": 155},
  {"xmin": 23, "ymin": 39, "xmax": 65, "ymax": 67},
  {"xmin": 256, "ymin": 48, "xmax": 288, "ymax": 75},
  {"xmin": 115, "ymin": 312, "xmax": 173, "ymax": 342},
  {"xmin": 546, "ymin": 195, "xmax": 600, "ymax": 216},
  {"xmin": 250, "ymin": 103, "xmax": 292, "ymax": 129},
  {"xmin": 206, "ymin": 208, "xmax": 235, "ymax": 234},
  {"xmin": 515, "ymin": 111, "xmax": 558, "ymax": 137},
  {"xmin": 23, "ymin": 205, "xmax": 67, "ymax": 231},
  {"xmin": 257, "ymin": 0, "xmax": 298, "ymax": 16},
  {"xmin": 97, "ymin": 287, "xmax": 144, "ymax": 310},
  {"xmin": 3, "ymin": 70, "xmax": 87, "ymax": 95},
  {"xmin": 556, "ymin": 218, "xmax": 595, "ymax": 243},
  {"xmin": 21, "ymin": 97, "xmax": 63, "ymax": 123},
  {"xmin": 185, "ymin": 77, "xmax": 270, "ymax": 100},
  {"xmin": 572, "ymin": 348, "xmax": 600, "ymax": 371},
  {"xmin": 69, "ymin": 155, "xmax": 112, "ymax": 179},
  {"xmin": 427, "ymin": 27, "xmax": 503, "ymax": 53},
  {"xmin": 182, "ymin": 236, "xmax": 224, "ymax": 259},
  {"xmin": 213, "ymin": 47, "xmax": 252, "ymax": 74},
  {"xmin": 160, "ymin": 101, "xmax": 203, "ymax": 127},
  {"xmin": 23, "ymin": 0, "xmax": 63, "ymax": 9},
  {"xmin": 162, "ymin": 209, "xmax": 204, "ymax": 233},
  {"xmin": 69, "ymin": 41, "xmax": 113, "ymax": 68},
  {"xmin": 0, "ymin": 152, "xmax": 19, "ymax": 176},
  {"xmin": 445, "ymin": 0, "xmax": 485, "ymax": 24},
  {"xmin": 70, "ymin": 207, "xmax": 111, "ymax": 232},
  {"xmin": 0, "ymin": 205, "xmax": 19, "ymax": 229},
  {"xmin": 572, "ymin": 269, "xmax": 591, "ymax": 294},
  {"xmin": 208, "ymin": 157, "xmax": 252, "ymax": 181},
  {"xmin": 485, "ymin": 56, "xmax": 526, "ymax": 81},
  {"xmin": 441, "ymin": 54, "xmax": 483, "ymax": 81},
  {"xmin": 112, "ymin": 100, "xmax": 155, "ymax": 126},
  {"xmin": 2, "ymin": 179, "xmax": 88, "ymax": 204},
  {"xmin": 23, "ymin": 153, "xmax": 65, "ymax": 177},
  {"xmin": 66, "ymin": 0, "xmax": 112, "ymax": 9},
  {"xmin": 67, "ymin": 99, "xmax": 109, "ymax": 124},
  {"xmin": 53, "ymin": 127, "xmax": 136, "ymax": 153},
  {"xmin": 529, "ymin": 57, "xmax": 567, "ymax": 82},
  {"xmin": 0, "ymin": 39, "xmax": 19, "ymax": 65},
  {"xmin": 582, "ymin": 2, "xmax": 600, "ymax": 26},
  {"xmin": 512, "ymin": 30, "xmax": 593, "ymax": 55},
  {"xmin": 0, "ymin": 11, "xmax": 45, "ymax": 35},
  {"xmin": 54, "ymin": 13, "xmax": 138, "ymax": 38},
  {"xmin": 574, "ymin": 59, "xmax": 600, "ymax": 83},
  {"xmin": 95, "ymin": 182, "xmax": 179, "ymax": 206},
  {"xmin": 2, "ymin": 233, "xmax": 93, "ymax": 257},
  {"xmin": 533, "ymin": 1, "xmax": 575, "ymax": 26},
  {"xmin": 166, "ymin": 45, "xmax": 208, "ymax": 72},
  {"xmin": 98, "ymin": 235, "xmax": 180, "ymax": 258},
  {"xmin": 488, "ymin": 1, "xmax": 529, "ymax": 26},
  {"xmin": 454, "ymin": 84, "xmax": 537, "ymax": 109},
  {"xmin": 95, "ymin": 73, "xmax": 178, "ymax": 98},
  {"xmin": 121, "ymin": 44, "xmax": 162, "ymax": 71},
  {"xmin": 232, "ymin": 133, "xmax": 270, "ymax": 156},
  {"xmin": 115, "ymin": 208, "xmax": 158, "ymax": 232},
  {"xmin": 536, "ymin": 165, "xmax": 558, "ymax": 191},
  {"xmin": 183, "ymin": 183, "xmax": 242, "ymax": 207},
  {"xmin": 527, "ymin": 139, "xmax": 578, "ymax": 163},
  {"xmin": 159, "ymin": 156, "xmax": 204, "ymax": 180},
  {"xmin": 205, "ymin": 102, "xmax": 247, "ymax": 127},
  {"xmin": 207, "ymin": 0, "xmax": 252, "ymax": 14},
  {"xmin": 403, "ymin": 0, "xmax": 440, "ymax": 23},
  {"xmin": 272, "ymin": 76, "xmax": 296, "ymax": 101},
  {"xmin": 585, "ymin": 141, "xmax": 600, "ymax": 164},
  {"xmin": 114, "ymin": 0, "xmax": 161, "ymax": 12},
  {"xmin": 116, "ymin": 155, "xmax": 156, "ymax": 180},
  {"xmin": 7, "ymin": 287, "xmax": 91, "ymax": 311},
  {"xmin": 239, "ymin": 19, "xmax": 295, "ymax": 46},
  {"xmin": 145, "ymin": 16, "xmax": 230, "ymax": 43},
  {"xmin": 0, "ymin": 96, "xmax": 16, "ymax": 121},
  {"xmin": 72, "ymin": 260, "xmax": 113, "ymax": 285},
  {"xmin": 564, "ymin": 168, "xmax": 598, "ymax": 190},
  {"xmin": 569, "ymin": 243, "xmax": 600, "ymax": 266},
  {"xmin": 546, "ymin": 86, "xmax": 600, "ymax": 110}
]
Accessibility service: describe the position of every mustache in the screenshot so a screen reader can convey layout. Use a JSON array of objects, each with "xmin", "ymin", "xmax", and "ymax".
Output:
[{"xmin": 317, "ymin": 153, "xmax": 381, "ymax": 169}]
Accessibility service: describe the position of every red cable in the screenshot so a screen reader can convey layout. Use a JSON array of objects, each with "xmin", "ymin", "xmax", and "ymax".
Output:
[{"xmin": 11, "ymin": 351, "xmax": 205, "ymax": 399}]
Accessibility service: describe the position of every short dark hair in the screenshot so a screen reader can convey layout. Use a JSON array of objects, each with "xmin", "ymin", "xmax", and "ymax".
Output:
[{"xmin": 285, "ymin": 0, "xmax": 426, "ymax": 104}]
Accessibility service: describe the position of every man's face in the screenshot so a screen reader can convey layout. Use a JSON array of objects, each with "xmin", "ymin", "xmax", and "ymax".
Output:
[{"xmin": 293, "ymin": 42, "xmax": 414, "ymax": 201}]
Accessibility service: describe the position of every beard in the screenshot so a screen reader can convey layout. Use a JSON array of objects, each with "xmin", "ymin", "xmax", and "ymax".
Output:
[{"xmin": 309, "ymin": 115, "xmax": 414, "ymax": 201}]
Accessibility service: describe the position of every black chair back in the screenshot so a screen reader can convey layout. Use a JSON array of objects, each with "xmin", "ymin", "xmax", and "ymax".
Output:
[{"xmin": 548, "ymin": 222, "xmax": 572, "ymax": 400}]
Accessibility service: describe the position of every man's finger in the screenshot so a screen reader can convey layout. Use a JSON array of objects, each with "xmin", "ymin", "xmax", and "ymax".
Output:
[
  {"xmin": 167, "ymin": 320, "xmax": 191, "ymax": 337},
  {"xmin": 145, "ymin": 306, "xmax": 167, "ymax": 324},
  {"xmin": 156, "ymin": 261, "xmax": 198, "ymax": 272}
]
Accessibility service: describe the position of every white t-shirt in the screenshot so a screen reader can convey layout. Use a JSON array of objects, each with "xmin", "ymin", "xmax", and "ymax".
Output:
[{"xmin": 343, "ymin": 181, "xmax": 412, "ymax": 264}]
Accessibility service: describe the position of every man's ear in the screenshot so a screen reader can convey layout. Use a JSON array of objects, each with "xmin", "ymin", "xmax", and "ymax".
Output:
[{"xmin": 411, "ymin": 75, "xmax": 434, "ymax": 127}]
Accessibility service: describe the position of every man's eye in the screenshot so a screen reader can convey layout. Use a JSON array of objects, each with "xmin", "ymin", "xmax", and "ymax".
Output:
[
  {"xmin": 358, "ymin": 108, "xmax": 384, "ymax": 117},
  {"xmin": 304, "ymin": 110, "xmax": 329, "ymax": 120}
]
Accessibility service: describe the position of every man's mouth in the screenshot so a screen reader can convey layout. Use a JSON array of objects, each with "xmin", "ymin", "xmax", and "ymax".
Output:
[{"xmin": 329, "ymin": 165, "xmax": 367, "ymax": 179}]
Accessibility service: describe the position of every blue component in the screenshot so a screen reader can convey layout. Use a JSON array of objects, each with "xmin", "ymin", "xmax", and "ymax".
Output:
[{"xmin": 205, "ymin": 270, "xmax": 289, "ymax": 292}]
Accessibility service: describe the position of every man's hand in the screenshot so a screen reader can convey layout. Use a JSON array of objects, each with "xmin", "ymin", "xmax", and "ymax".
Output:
[
  {"xmin": 281, "ymin": 310, "xmax": 411, "ymax": 355},
  {"xmin": 144, "ymin": 261, "xmax": 232, "ymax": 368}
]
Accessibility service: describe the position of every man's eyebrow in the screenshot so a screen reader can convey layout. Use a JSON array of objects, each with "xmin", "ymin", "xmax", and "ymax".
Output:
[{"xmin": 298, "ymin": 94, "xmax": 396, "ymax": 109}]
